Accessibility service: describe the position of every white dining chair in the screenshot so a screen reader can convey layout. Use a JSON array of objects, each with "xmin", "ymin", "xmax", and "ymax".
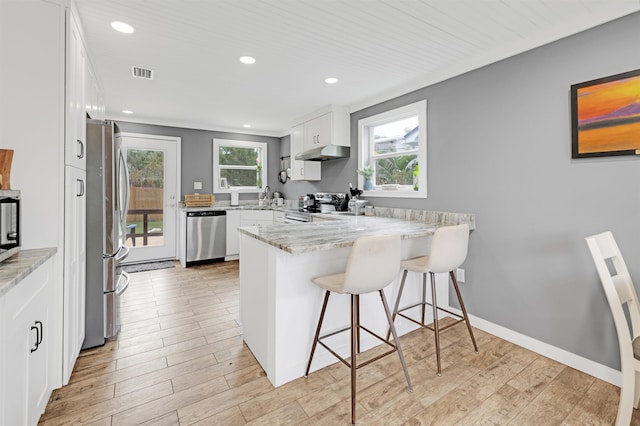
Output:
[{"xmin": 586, "ymin": 231, "xmax": 640, "ymax": 425}]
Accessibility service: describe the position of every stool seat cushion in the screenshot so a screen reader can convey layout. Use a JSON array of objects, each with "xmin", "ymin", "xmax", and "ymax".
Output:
[
  {"xmin": 401, "ymin": 256, "xmax": 431, "ymax": 273},
  {"xmin": 313, "ymin": 273, "xmax": 347, "ymax": 294}
]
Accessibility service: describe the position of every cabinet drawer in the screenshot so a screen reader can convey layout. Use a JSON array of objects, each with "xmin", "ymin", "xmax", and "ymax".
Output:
[{"xmin": 241, "ymin": 210, "xmax": 274, "ymax": 222}]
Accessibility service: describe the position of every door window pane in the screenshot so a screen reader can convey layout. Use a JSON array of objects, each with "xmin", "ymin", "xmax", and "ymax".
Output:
[{"xmin": 126, "ymin": 149, "xmax": 165, "ymax": 248}]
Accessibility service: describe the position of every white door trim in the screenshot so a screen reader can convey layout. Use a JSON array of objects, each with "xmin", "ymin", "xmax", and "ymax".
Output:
[{"xmin": 120, "ymin": 132, "xmax": 181, "ymax": 262}]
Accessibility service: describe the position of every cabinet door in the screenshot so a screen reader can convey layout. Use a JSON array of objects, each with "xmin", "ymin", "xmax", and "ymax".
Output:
[
  {"xmin": 65, "ymin": 11, "xmax": 86, "ymax": 169},
  {"xmin": 63, "ymin": 166, "xmax": 86, "ymax": 384},
  {"xmin": 290, "ymin": 124, "xmax": 320, "ymax": 181},
  {"xmin": 1, "ymin": 260, "xmax": 53, "ymax": 426},
  {"xmin": 303, "ymin": 112, "xmax": 332, "ymax": 150},
  {"xmin": 226, "ymin": 210, "xmax": 241, "ymax": 256}
]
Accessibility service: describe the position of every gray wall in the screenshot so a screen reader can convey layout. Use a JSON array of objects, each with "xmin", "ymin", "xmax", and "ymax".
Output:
[
  {"xmin": 115, "ymin": 122, "xmax": 281, "ymax": 202},
  {"xmin": 347, "ymin": 12, "xmax": 639, "ymax": 370}
]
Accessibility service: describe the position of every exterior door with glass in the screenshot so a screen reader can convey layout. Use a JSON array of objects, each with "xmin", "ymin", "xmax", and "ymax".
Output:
[{"xmin": 120, "ymin": 133, "xmax": 180, "ymax": 263}]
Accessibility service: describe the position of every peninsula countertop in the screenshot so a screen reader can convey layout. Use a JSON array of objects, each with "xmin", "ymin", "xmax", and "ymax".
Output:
[{"xmin": 237, "ymin": 216, "xmax": 439, "ymax": 254}]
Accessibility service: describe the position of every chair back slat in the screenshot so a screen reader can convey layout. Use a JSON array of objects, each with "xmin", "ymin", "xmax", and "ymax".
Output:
[{"xmin": 613, "ymin": 274, "xmax": 635, "ymax": 306}]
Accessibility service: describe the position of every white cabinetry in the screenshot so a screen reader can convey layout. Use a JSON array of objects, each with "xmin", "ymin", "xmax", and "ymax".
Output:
[
  {"xmin": 0, "ymin": 258, "xmax": 55, "ymax": 426},
  {"xmin": 241, "ymin": 210, "xmax": 274, "ymax": 226},
  {"xmin": 63, "ymin": 167, "xmax": 86, "ymax": 381},
  {"xmin": 303, "ymin": 112, "xmax": 332, "ymax": 151},
  {"xmin": 226, "ymin": 210, "xmax": 274, "ymax": 258},
  {"xmin": 65, "ymin": 11, "xmax": 86, "ymax": 170},
  {"xmin": 290, "ymin": 124, "xmax": 320, "ymax": 181},
  {"xmin": 290, "ymin": 105, "xmax": 350, "ymax": 181},
  {"xmin": 62, "ymin": 7, "xmax": 95, "ymax": 385},
  {"xmin": 226, "ymin": 210, "xmax": 241, "ymax": 259}
]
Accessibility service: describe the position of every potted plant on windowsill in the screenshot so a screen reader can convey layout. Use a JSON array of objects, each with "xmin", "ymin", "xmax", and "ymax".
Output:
[{"xmin": 357, "ymin": 165, "xmax": 374, "ymax": 191}]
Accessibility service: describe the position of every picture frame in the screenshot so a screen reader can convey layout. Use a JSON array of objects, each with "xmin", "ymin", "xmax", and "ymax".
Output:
[
  {"xmin": 220, "ymin": 177, "xmax": 228, "ymax": 189},
  {"xmin": 571, "ymin": 68, "xmax": 640, "ymax": 159}
]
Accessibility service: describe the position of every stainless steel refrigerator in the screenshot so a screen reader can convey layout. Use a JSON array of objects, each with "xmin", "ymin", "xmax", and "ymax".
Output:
[{"xmin": 83, "ymin": 119, "xmax": 131, "ymax": 349}]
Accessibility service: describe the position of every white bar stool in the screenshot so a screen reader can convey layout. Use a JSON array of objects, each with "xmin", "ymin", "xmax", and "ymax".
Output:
[
  {"xmin": 304, "ymin": 234, "xmax": 413, "ymax": 424},
  {"xmin": 389, "ymin": 223, "xmax": 478, "ymax": 376}
]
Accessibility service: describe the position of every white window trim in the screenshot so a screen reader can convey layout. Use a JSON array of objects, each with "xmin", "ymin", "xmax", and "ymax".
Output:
[
  {"xmin": 357, "ymin": 100, "xmax": 427, "ymax": 198},
  {"xmin": 213, "ymin": 138, "xmax": 268, "ymax": 193}
]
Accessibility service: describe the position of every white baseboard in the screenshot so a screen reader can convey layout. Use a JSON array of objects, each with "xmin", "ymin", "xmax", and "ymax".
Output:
[{"xmin": 447, "ymin": 307, "xmax": 622, "ymax": 387}]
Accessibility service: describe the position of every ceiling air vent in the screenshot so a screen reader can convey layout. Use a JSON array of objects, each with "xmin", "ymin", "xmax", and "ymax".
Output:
[{"xmin": 131, "ymin": 66, "xmax": 154, "ymax": 80}]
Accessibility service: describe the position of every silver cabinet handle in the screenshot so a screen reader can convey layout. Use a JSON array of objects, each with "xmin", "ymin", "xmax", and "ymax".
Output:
[
  {"xmin": 77, "ymin": 139, "xmax": 84, "ymax": 159},
  {"xmin": 77, "ymin": 179, "xmax": 85, "ymax": 197}
]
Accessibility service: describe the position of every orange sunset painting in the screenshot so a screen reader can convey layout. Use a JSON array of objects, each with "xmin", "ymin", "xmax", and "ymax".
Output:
[{"xmin": 572, "ymin": 70, "xmax": 640, "ymax": 157}]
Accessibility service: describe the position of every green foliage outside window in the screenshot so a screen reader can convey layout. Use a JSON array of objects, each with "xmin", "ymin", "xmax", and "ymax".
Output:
[
  {"xmin": 374, "ymin": 155, "xmax": 417, "ymax": 186},
  {"xmin": 219, "ymin": 146, "xmax": 261, "ymax": 187},
  {"xmin": 127, "ymin": 150, "xmax": 164, "ymax": 187}
]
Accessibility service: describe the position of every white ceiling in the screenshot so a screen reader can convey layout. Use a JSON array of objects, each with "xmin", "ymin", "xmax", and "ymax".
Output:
[{"xmin": 74, "ymin": 0, "xmax": 640, "ymax": 137}]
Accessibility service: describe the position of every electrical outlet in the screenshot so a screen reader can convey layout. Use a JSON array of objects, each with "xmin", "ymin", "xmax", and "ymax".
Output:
[
  {"xmin": 456, "ymin": 268, "xmax": 465, "ymax": 283},
  {"xmin": 194, "ymin": 181, "xmax": 202, "ymax": 190}
]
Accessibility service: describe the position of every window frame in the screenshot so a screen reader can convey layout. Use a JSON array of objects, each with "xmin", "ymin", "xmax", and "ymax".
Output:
[
  {"xmin": 213, "ymin": 138, "xmax": 268, "ymax": 193},
  {"xmin": 357, "ymin": 100, "xmax": 427, "ymax": 198}
]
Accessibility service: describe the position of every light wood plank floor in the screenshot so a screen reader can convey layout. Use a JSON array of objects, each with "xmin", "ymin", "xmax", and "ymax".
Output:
[{"xmin": 40, "ymin": 261, "xmax": 636, "ymax": 425}]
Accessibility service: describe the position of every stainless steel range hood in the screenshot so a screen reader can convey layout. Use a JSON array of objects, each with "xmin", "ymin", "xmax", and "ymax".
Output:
[{"xmin": 295, "ymin": 144, "xmax": 350, "ymax": 161}]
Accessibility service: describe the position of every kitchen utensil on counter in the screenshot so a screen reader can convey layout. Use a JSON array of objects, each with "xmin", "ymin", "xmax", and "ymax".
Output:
[{"xmin": 230, "ymin": 187, "xmax": 239, "ymax": 206}]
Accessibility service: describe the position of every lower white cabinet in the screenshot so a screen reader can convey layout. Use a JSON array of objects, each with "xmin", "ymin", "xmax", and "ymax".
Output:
[
  {"xmin": 63, "ymin": 165, "xmax": 86, "ymax": 383},
  {"xmin": 241, "ymin": 210, "xmax": 274, "ymax": 227},
  {"xmin": 0, "ymin": 258, "xmax": 55, "ymax": 426},
  {"xmin": 226, "ymin": 210, "xmax": 274, "ymax": 258},
  {"xmin": 226, "ymin": 210, "xmax": 241, "ymax": 258}
]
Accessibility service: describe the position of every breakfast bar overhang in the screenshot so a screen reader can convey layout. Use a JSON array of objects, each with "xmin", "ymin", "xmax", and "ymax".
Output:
[{"xmin": 238, "ymin": 211, "xmax": 475, "ymax": 387}]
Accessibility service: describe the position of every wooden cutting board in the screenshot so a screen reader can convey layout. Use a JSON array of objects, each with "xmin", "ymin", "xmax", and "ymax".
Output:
[{"xmin": 0, "ymin": 149, "xmax": 14, "ymax": 190}]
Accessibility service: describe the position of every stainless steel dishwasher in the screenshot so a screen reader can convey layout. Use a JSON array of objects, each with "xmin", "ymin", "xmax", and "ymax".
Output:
[{"xmin": 186, "ymin": 210, "xmax": 227, "ymax": 266}]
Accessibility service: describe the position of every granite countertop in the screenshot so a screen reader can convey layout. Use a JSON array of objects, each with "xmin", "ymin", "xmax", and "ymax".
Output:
[
  {"xmin": 180, "ymin": 201, "xmax": 291, "ymax": 213},
  {"xmin": 0, "ymin": 248, "xmax": 57, "ymax": 297},
  {"xmin": 238, "ymin": 208, "xmax": 476, "ymax": 255},
  {"xmin": 238, "ymin": 216, "xmax": 439, "ymax": 254}
]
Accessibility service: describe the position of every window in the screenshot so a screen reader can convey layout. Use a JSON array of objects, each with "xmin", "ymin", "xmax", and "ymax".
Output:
[
  {"xmin": 213, "ymin": 139, "xmax": 268, "ymax": 193},
  {"xmin": 358, "ymin": 100, "xmax": 427, "ymax": 198}
]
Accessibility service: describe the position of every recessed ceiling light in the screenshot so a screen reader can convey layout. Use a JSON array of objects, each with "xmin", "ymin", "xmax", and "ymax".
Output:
[
  {"xmin": 325, "ymin": 77, "xmax": 339, "ymax": 84},
  {"xmin": 243, "ymin": 124, "xmax": 252, "ymax": 128},
  {"xmin": 122, "ymin": 110, "xmax": 133, "ymax": 114},
  {"xmin": 239, "ymin": 56, "xmax": 256, "ymax": 65},
  {"xmin": 111, "ymin": 21, "xmax": 135, "ymax": 34}
]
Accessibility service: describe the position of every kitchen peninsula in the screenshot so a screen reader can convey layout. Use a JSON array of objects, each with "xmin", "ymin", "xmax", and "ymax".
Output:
[{"xmin": 238, "ymin": 209, "xmax": 475, "ymax": 387}]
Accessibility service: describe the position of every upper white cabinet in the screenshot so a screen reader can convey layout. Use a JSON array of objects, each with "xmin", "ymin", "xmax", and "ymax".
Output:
[
  {"xmin": 65, "ymin": 11, "xmax": 86, "ymax": 170},
  {"xmin": 303, "ymin": 112, "xmax": 332, "ymax": 151},
  {"xmin": 290, "ymin": 124, "xmax": 320, "ymax": 181},
  {"xmin": 289, "ymin": 105, "xmax": 350, "ymax": 181}
]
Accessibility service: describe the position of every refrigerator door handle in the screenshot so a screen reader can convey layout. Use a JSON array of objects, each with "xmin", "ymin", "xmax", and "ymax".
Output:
[
  {"xmin": 116, "ymin": 271, "xmax": 130, "ymax": 296},
  {"xmin": 104, "ymin": 244, "xmax": 129, "ymax": 260},
  {"xmin": 115, "ymin": 244, "xmax": 130, "ymax": 263},
  {"xmin": 118, "ymin": 148, "xmax": 131, "ymax": 235}
]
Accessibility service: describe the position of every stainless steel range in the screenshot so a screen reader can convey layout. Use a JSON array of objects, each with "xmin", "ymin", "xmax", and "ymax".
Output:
[{"xmin": 284, "ymin": 192, "xmax": 347, "ymax": 223}]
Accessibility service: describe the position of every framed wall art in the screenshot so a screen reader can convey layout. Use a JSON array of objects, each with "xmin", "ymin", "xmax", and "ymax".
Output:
[{"xmin": 571, "ymin": 68, "xmax": 640, "ymax": 158}]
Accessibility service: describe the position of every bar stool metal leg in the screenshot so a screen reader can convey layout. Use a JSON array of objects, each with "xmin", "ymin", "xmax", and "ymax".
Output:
[
  {"xmin": 305, "ymin": 290, "xmax": 331, "ymax": 377},
  {"xmin": 386, "ymin": 270, "xmax": 408, "ymax": 342},
  {"xmin": 430, "ymin": 272, "xmax": 442, "ymax": 376},
  {"xmin": 450, "ymin": 271, "xmax": 478, "ymax": 352},
  {"xmin": 351, "ymin": 294, "xmax": 357, "ymax": 424},
  {"xmin": 380, "ymin": 290, "xmax": 413, "ymax": 393},
  {"xmin": 421, "ymin": 272, "xmax": 427, "ymax": 325}
]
